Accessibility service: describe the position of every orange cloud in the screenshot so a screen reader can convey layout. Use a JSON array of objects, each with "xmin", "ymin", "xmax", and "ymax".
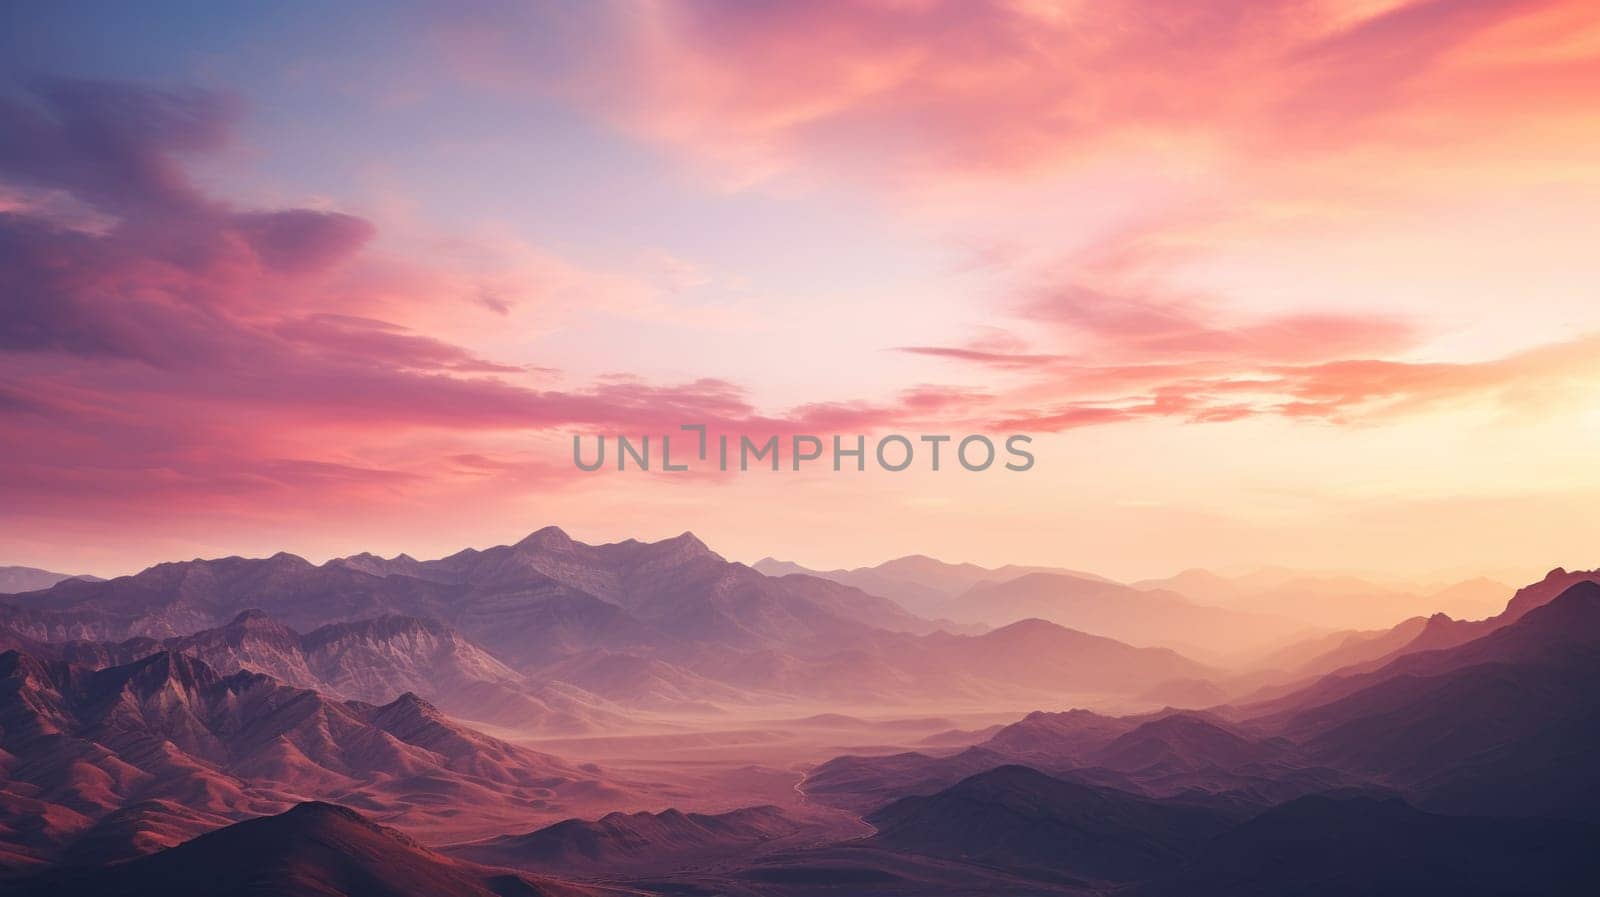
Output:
[{"xmin": 433, "ymin": 0, "xmax": 1599, "ymax": 184}]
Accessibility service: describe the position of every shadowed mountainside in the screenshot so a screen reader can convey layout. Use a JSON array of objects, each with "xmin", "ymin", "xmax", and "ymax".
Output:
[
  {"xmin": 1253, "ymin": 581, "xmax": 1600, "ymax": 820},
  {"xmin": 1, "ymin": 609, "xmax": 626, "ymax": 732},
  {"xmin": 1134, "ymin": 792, "xmax": 1600, "ymax": 897},
  {"xmin": 449, "ymin": 804, "xmax": 815, "ymax": 875},
  {"xmin": 0, "ymin": 649, "xmax": 621, "ymax": 868},
  {"xmin": 866, "ymin": 765, "xmax": 1233, "ymax": 883},
  {"xmin": 11, "ymin": 801, "xmax": 602, "ymax": 897}
]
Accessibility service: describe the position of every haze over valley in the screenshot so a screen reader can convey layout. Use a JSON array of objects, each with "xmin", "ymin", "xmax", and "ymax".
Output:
[{"xmin": 4, "ymin": 526, "xmax": 1598, "ymax": 895}]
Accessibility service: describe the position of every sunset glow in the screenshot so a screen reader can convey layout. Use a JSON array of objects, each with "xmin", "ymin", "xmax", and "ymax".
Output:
[{"xmin": 4, "ymin": 0, "xmax": 1600, "ymax": 580}]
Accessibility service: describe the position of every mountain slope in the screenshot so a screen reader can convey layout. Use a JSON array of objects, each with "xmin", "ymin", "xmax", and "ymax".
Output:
[
  {"xmin": 1258, "ymin": 582, "xmax": 1600, "ymax": 819},
  {"xmin": 867, "ymin": 765, "xmax": 1232, "ymax": 883},
  {"xmin": 0, "ymin": 610, "xmax": 623, "ymax": 732},
  {"xmin": 943, "ymin": 573, "xmax": 1303, "ymax": 656},
  {"xmin": 13, "ymin": 802, "xmax": 598, "ymax": 897},
  {"xmin": 450, "ymin": 805, "xmax": 809, "ymax": 875},
  {"xmin": 0, "ymin": 566, "xmax": 102, "ymax": 594},
  {"xmin": 0, "ymin": 649, "xmax": 617, "ymax": 865},
  {"xmin": 1137, "ymin": 792, "xmax": 1600, "ymax": 897}
]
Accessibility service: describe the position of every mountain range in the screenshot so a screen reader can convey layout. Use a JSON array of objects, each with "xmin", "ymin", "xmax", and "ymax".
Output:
[
  {"xmin": 1133, "ymin": 568, "xmax": 1510, "ymax": 630},
  {"xmin": 2, "ymin": 530, "xmax": 1597, "ymax": 895},
  {"xmin": 11, "ymin": 801, "xmax": 603, "ymax": 897},
  {"xmin": 752, "ymin": 554, "xmax": 1115, "ymax": 619},
  {"xmin": 1, "ymin": 529, "xmax": 1221, "ymax": 711},
  {"xmin": 866, "ymin": 764, "xmax": 1234, "ymax": 883},
  {"xmin": 760, "ymin": 557, "xmax": 1509, "ymax": 635},
  {"xmin": 0, "ymin": 609, "xmax": 626, "ymax": 733},
  {"xmin": 935, "ymin": 572, "xmax": 1306, "ymax": 658},
  {"xmin": 0, "ymin": 648, "xmax": 625, "ymax": 870},
  {"xmin": 0, "ymin": 566, "xmax": 103, "ymax": 594},
  {"xmin": 449, "ymin": 804, "xmax": 816, "ymax": 876}
]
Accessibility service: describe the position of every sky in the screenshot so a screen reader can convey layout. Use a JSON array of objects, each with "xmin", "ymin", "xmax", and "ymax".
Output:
[{"xmin": 2, "ymin": 0, "xmax": 1599, "ymax": 582}]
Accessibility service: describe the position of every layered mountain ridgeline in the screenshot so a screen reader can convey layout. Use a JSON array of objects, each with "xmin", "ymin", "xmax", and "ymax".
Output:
[
  {"xmin": 1252, "ymin": 581, "xmax": 1600, "ymax": 821},
  {"xmin": 936, "ymin": 573, "xmax": 1307, "ymax": 658},
  {"xmin": 0, "ymin": 566, "xmax": 104, "ymax": 595},
  {"xmin": 866, "ymin": 765, "xmax": 1234, "ymax": 884},
  {"xmin": 763, "ymin": 556, "xmax": 1510, "ymax": 640},
  {"xmin": 861, "ymin": 769, "xmax": 1600, "ymax": 896},
  {"xmin": 0, "ymin": 528, "xmax": 1221, "ymax": 710},
  {"xmin": 1212, "ymin": 565, "xmax": 1600, "ymax": 707},
  {"xmin": 1235, "ymin": 571, "xmax": 1600, "ymax": 713},
  {"xmin": 1, "ymin": 567, "xmax": 1596, "ymax": 895},
  {"xmin": 753, "ymin": 554, "xmax": 1115, "ymax": 620},
  {"xmin": 23, "ymin": 801, "xmax": 1089, "ymax": 897},
  {"xmin": 1133, "ymin": 568, "xmax": 1512, "ymax": 630},
  {"xmin": 0, "ymin": 528, "xmax": 924, "ymax": 650},
  {"xmin": 803, "ymin": 707, "xmax": 1359, "ymax": 816},
  {"xmin": 448, "ymin": 804, "xmax": 820, "ymax": 876},
  {"xmin": 0, "ymin": 609, "xmax": 627, "ymax": 732},
  {"xmin": 0, "ymin": 649, "xmax": 627, "ymax": 870},
  {"xmin": 11, "ymin": 802, "xmax": 604, "ymax": 897},
  {"xmin": 799, "ymin": 580, "xmax": 1600, "ymax": 889}
]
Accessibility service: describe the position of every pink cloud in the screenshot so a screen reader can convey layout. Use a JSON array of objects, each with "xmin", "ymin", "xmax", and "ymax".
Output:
[
  {"xmin": 431, "ymin": 0, "xmax": 1587, "ymax": 183},
  {"xmin": 945, "ymin": 332, "xmax": 1600, "ymax": 433},
  {"xmin": 0, "ymin": 77, "xmax": 945, "ymax": 519}
]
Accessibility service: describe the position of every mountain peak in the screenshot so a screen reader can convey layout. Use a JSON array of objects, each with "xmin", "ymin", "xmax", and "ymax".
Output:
[
  {"xmin": 663, "ymin": 530, "xmax": 709, "ymax": 550},
  {"xmin": 986, "ymin": 617, "xmax": 1071, "ymax": 640},
  {"xmin": 1515, "ymin": 580, "xmax": 1600, "ymax": 632},
  {"xmin": 228, "ymin": 608, "xmax": 278, "ymax": 627},
  {"xmin": 111, "ymin": 650, "xmax": 222, "ymax": 697},
  {"xmin": 515, "ymin": 525, "xmax": 573, "ymax": 550},
  {"xmin": 282, "ymin": 800, "xmax": 373, "ymax": 827},
  {"xmin": 380, "ymin": 690, "xmax": 447, "ymax": 721}
]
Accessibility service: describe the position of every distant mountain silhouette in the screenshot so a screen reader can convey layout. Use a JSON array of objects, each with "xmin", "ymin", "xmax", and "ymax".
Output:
[
  {"xmin": 2, "ymin": 530, "xmax": 930, "ymax": 656},
  {"xmin": 753, "ymin": 554, "xmax": 1113, "ymax": 618},
  {"xmin": 1, "ymin": 530, "xmax": 1217, "ymax": 708},
  {"xmin": 1135, "ymin": 569, "xmax": 1509, "ymax": 630},
  {"xmin": 867, "ymin": 765, "xmax": 1232, "ymax": 883},
  {"xmin": 450, "ymin": 804, "xmax": 811, "ymax": 875},
  {"xmin": 0, "ymin": 566, "xmax": 103, "ymax": 595},
  {"xmin": 942, "ymin": 572, "xmax": 1304, "ymax": 656},
  {"xmin": 1366, "ymin": 566, "xmax": 1600, "ymax": 658},
  {"xmin": 13, "ymin": 801, "xmax": 599, "ymax": 897},
  {"xmin": 1089, "ymin": 714, "xmax": 1286, "ymax": 775},
  {"xmin": 802, "ymin": 746, "xmax": 1018, "ymax": 815},
  {"xmin": 1261, "ymin": 581, "xmax": 1600, "ymax": 819},
  {"xmin": 808, "ymin": 706, "xmax": 1361, "ymax": 819},
  {"xmin": 1254, "ymin": 615, "xmax": 1433, "ymax": 681},
  {"xmin": 981, "ymin": 708, "xmax": 1137, "ymax": 764},
  {"xmin": 1237, "ymin": 567, "xmax": 1600, "ymax": 717}
]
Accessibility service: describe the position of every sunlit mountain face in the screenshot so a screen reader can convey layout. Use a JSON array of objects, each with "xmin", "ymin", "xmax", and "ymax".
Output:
[{"xmin": 4, "ymin": 2, "xmax": 1600, "ymax": 895}]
